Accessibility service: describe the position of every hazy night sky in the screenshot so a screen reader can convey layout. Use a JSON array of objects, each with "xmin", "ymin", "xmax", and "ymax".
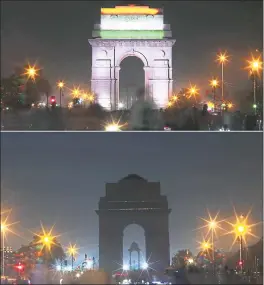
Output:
[
  {"xmin": 1, "ymin": 0, "xmax": 263, "ymax": 102},
  {"xmin": 1, "ymin": 132, "xmax": 263, "ymax": 262}
]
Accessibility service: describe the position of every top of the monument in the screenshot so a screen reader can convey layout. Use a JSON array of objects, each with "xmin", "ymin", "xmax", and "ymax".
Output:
[
  {"xmin": 101, "ymin": 5, "xmax": 163, "ymax": 15},
  {"xmin": 120, "ymin": 174, "xmax": 147, "ymax": 182}
]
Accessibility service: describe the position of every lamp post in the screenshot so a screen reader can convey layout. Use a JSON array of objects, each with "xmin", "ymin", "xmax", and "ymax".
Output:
[
  {"xmin": 235, "ymin": 215, "xmax": 247, "ymax": 272},
  {"xmin": 209, "ymin": 78, "xmax": 219, "ymax": 112},
  {"xmin": 216, "ymin": 52, "xmax": 229, "ymax": 103},
  {"xmin": 23, "ymin": 64, "xmax": 39, "ymax": 81},
  {"xmin": 67, "ymin": 244, "xmax": 78, "ymax": 271},
  {"xmin": 1, "ymin": 224, "xmax": 7, "ymax": 277},
  {"xmin": 246, "ymin": 56, "xmax": 262, "ymax": 115},
  {"xmin": 187, "ymin": 84, "xmax": 199, "ymax": 105},
  {"xmin": 209, "ymin": 221, "xmax": 216, "ymax": 268},
  {"xmin": 57, "ymin": 81, "xmax": 65, "ymax": 107}
]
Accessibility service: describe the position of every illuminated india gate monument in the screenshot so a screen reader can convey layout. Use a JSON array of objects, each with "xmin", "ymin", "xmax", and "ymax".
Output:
[{"xmin": 89, "ymin": 5, "xmax": 175, "ymax": 110}]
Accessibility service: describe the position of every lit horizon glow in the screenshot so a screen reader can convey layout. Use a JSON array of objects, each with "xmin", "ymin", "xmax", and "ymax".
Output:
[
  {"xmin": 101, "ymin": 6, "xmax": 161, "ymax": 15},
  {"xmin": 99, "ymin": 30, "xmax": 164, "ymax": 39}
]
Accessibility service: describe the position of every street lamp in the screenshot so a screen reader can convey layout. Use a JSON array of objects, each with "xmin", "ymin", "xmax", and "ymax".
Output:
[
  {"xmin": 57, "ymin": 81, "xmax": 65, "ymax": 107},
  {"xmin": 226, "ymin": 209, "xmax": 260, "ymax": 273},
  {"xmin": 187, "ymin": 84, "xmax": 199, "ymax": 104},
  {"xmin": 216, "ymin": 51, "xmax": 229, "ymax": 102},
  {"xmin": 209, "ymin": 78, "xmax": 219, "ymax": 112},
  {"xmin": 67, "ymin": 243, "xmax": 79, "ymax": 271},
  {"xmin": 234, "ymin": 215, "xmax": 247, "ymax": 272},
  {"xmin": 1, "ymin": 211, "xmax": 19, "ymax": 278},
  {"xmin": 1, "ymin": 223, "xmax": 7, "ymax": 277},
  {"xmin": 23, "ymin": 64, "xmax": 40, "ymax": 81},
  {"xmin": 198, "ymin": 211, "xmax": 225, "ymax": 273},
  {"xmin": 72, "ymin": 87, "xmax": 81, "ymax": 98},
  {"xmin": 245, "ymin": 56, "xmax": 263, "ymax": 115}
]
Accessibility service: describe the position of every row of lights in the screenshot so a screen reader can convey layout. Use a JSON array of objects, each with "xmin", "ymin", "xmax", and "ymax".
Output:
[
  {"xmin": 167, "ymin": 52, "xmax": 262, "ymax": 110},
  {"xmin": 197, "ymin": 209, "xmax": 259, "ymax": 271}
]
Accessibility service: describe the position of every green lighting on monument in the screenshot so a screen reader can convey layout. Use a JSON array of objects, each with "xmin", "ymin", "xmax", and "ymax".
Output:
[{"xmin": 100, "ymin": 30, "xmax": 164, "ymax": 39}]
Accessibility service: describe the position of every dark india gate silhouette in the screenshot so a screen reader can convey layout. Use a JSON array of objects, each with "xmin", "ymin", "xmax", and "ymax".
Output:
[{"xmin": 96, "ymin": 174, "xmax": 171, "ymax": 274}]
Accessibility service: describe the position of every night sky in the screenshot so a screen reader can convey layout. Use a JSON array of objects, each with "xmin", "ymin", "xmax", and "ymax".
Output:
[
  {"xmin": 1, "ymin": 0, "xmax": 263, "ymax": 102},
  {"xmin": 1, "ymin": 132, "xmax": 263, "ymax": 262}
]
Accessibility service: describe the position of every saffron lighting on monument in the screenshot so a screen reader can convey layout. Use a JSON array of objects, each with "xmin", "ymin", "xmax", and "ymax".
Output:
[{"xmin": 101, "ymin": 6, "xmax": 162, "ymax": 15}]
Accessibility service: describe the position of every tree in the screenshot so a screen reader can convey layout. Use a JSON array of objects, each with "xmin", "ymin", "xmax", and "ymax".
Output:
[
  {"xmin": 172, "ymin": 249, "xmax": 193, "ymax": 268},
  {"xmin": 16, "ymin": 234, "xmax": 66, "ymax": 277},
  {"xmin": 1, "ymin": 66, "xmax": 52, "ymax": 108}
]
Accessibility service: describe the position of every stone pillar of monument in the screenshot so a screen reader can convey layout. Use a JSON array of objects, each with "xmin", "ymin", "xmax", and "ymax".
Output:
[
  {"xmin": 145, "ymin": 212, "xmax": 170, "ymax": 273},
  {"xmin": 98, "ymin": 213, "xmax": 123, "ymax": 274}
]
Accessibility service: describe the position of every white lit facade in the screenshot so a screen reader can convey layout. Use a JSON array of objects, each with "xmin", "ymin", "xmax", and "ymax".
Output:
[{"xmin": 100, "ymin": 15, "xmax": 164, "ymax": 31}]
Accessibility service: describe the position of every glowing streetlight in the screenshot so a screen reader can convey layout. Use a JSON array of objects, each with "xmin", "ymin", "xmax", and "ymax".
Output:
[
  {"xmin": 57, "ymin": 81, "xmax": 65, "ymax": 107},
  {"xmin": 67, "ymin": 243, "xmax": 79, "ymax": 271},
  {"xmin": 171, "ymin": 95, "xmax": 179, "ymax": 102},
  {"xmin": 245, "ymin": 55, "xmax": 263, "ymax": 115},
  {"xmin": 187, "ymin": 84, "xmax": 199, "ymax": 103},
  {"xmin": 216, "ymin": 51, "xmax": 229, "ymax": 102},
  {"xmin": 71, "ymin": 87, "xmax": 81, "ymax": 98},
  {"xmin": 88, "ymin": 94, "xmax": 95, "ymax": 103},
  {"xmin": 1, "ymin": 211, "xmax": 19, "ymax": 277},
  {"xmin": 227, "ymin": 102, "xmax": 233, "ymax": 109},
  {"xmin": 105, "ymin": 123, "xmax": 122, "ymax": 131},
  {"xmin": 57, "ymin": 81, "xmax": 65, "ymax": 89},
  {"xmin": 200, "ymin": 240, "xmax": 211, "ymax": 252},
  {"xmin": 23, "ymin": 64, "xmax": 40, "ymax": 81},
  {"xmin": 34, "ymin": 223, "xmax": 59, "ymax": 254},
  {"xmin": 167, "ymin": 101, "xmax": 173, "ymax": 108},
  {"xmin": 210, "ymin": 78, "xmax": 219, "ymax": 88}
]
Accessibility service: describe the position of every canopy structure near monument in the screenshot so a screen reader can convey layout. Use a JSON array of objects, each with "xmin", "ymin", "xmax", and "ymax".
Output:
[{"xmin": 89, "ymin": 5, "xmax": 175, "ymax": 110}]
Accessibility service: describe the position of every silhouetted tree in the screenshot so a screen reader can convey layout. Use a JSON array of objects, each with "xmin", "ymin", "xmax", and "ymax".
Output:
[
  {"xmin": 1, "ymin": 67, "xmax": 52, "ymax": 108},
  {"xmin": 172, "ymin": 249, "xmax": 193, "ymax": 268}
]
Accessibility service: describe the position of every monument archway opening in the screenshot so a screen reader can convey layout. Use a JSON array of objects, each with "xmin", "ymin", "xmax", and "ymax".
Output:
[
  {"xmin": 96, "ymin": 174, "xmax": 171, "ymax": 279},
  {"xmin": 123, "ymin": 224, "xmax": 146, "ymax": 269},
  {"xmin": 89, "ymin": 5, "xmax": 175, "ymax": 111},
  {"xmin": 119, "ymin": 56, "xmax": 145, "ymax": 109}
]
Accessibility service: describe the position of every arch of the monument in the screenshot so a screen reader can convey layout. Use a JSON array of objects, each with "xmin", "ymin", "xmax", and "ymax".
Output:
[
  {"xmin": 96, "ymin": 174, "xmax": 171, "ymax": 276},
  {"xmin": 123, "ymin": 224, "xmax": 145, "ymax": 266},
  {"xmin": 89, "ymin": 40, "xmax": 175, "ymax": 111}
]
